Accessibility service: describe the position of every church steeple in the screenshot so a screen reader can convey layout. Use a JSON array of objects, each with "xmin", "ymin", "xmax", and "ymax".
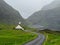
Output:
[
  {"xmin": 19, "ymin": 22, "xmax": 21, "ymax": 25},
  {"xmin": 15, "ymin": 22, "xmax": 24, "ymax": 30}
]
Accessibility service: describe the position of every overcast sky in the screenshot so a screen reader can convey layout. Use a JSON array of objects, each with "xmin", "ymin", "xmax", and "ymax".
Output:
[{"xmin": 4, "ymin": 0, "xmax": 54, "ymax": 19}]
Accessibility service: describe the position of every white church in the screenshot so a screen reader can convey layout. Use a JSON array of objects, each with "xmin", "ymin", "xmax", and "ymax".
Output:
[{"xmin": 15, "ymin": 22, "xmax": 24, "ymax": 30}]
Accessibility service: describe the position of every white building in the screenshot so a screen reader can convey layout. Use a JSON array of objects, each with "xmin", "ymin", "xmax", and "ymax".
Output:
[{"xmin": 15, "ymin": 22, "xmax": 24, "ymax": 30}]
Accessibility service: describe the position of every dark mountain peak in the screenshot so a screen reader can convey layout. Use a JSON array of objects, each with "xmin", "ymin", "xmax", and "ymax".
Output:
[{"xmin": 0, "ymin": 0, "xmax": 25, "ymax": 25}]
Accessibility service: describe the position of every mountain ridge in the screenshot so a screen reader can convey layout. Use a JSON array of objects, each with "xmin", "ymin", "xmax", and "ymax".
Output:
[
  {"xmin": 27, "ymin": 0, "xmax": 60, "ymax": 31},
  {"xmin": 0, "ymin": 0, "xmax": 25, "ymax": 25}
]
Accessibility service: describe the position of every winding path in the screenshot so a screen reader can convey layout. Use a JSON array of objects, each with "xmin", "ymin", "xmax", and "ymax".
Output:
[{"xmin": 24, "ymin": 31, "xmax": 45, "ymax": 45}]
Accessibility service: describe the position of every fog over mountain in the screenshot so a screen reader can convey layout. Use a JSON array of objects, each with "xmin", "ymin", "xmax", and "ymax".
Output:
[
  {"xmin": 27, "ymin": 0, "xmax": 60, "ymax": 31},
  {"xmin": 4, "ymin": 0, "xmax": 53, "ymax": 19},
  {"xmin": 0, "ymin": 0, "xmax": 25, "ymax": 25},
  {"xmin": 42, "ymin": 0, "xmax": 60, "ymax": 10}
]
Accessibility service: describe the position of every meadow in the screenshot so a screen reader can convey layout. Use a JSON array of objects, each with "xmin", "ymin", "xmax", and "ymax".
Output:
[
  {"xmin": 40, "ymin": 30, "xmax": 60, "ymax": 45},
  {"xmin": 45, "ymin": 33, "xmax": 60, "ymax": 45},
  {"xmin": 0, "ymin": 24, "xmax": 37, "ymax": 45}
]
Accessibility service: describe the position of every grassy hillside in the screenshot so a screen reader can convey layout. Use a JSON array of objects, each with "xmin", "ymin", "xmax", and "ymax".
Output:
[{"xmin": 0, "ymin": 24, "xmax": 37, "ymax": 45}]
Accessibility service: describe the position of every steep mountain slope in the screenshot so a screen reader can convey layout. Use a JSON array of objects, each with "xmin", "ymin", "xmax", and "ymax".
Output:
[
  {"xmin": 42, "ymin": 0, "xmax": 60, "ymax": 10},
  {"xmin": 27, "ymin": 0, "xmax": 60, "ymax": 31},
  {"xmin": 0, "ymin": 0, "xmax": 25, "ymax": 25}
]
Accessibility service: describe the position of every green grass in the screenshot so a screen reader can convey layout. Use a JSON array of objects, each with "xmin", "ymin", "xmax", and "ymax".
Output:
[
  {"xmin": 0, "ymin": 24, "xmax": 37, "ymax": 45},
  {"xmin": 0, "ymin": 30, "xmax": 37, "ymax": 45},
  {"xmin": 44, "ymin": 33, "xmax": 60, "ymax": 45},
  {"xmin": 40, "ymin": 30, "xmax": 60, "ymax": 45}
]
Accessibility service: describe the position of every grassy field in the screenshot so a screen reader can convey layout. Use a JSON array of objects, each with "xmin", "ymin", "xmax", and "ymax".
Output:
[
  {"xmin": 40, "ymin": 30, "xmax": 60, "ymax": 45},
  {"xmin": 0, "ymin": 30, "xmax": 37, "ymax": 45},
  {"xmin": 45, "ymin": 33, "xmax": 60, "ymax": 45},
  {"xmin": 0, "ymin": 24, "xmax": 37, "ymax": 45}
]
